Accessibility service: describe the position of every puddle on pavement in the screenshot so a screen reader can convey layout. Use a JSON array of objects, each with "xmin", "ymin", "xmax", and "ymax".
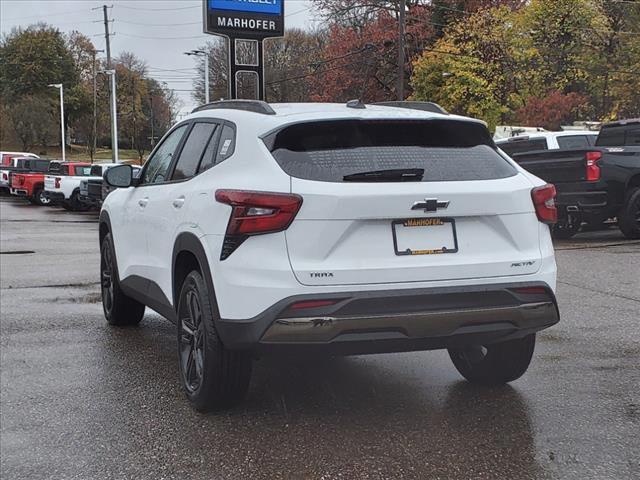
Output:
[{"xmin": 48, "ymin": 292, "xmax": 102, "ymax": 304}]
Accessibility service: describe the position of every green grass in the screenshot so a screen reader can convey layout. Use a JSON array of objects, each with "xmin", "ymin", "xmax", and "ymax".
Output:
[{"xmin": 0, "ymin": 144, "xmax": 146, "ymax": 164}]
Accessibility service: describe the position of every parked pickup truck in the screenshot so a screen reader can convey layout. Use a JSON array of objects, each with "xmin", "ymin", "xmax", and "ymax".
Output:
[
  {"xmin": 498, "ymin": 119, "xmax": 640, "ymax": 239},
  {"xmin": 10, "ymin": 159, "xmax": 59, "ymax": 205},
  {"xmin": 78, "ymin": 164, "xmax": 141, "ymax": 209},
  {"xmin": 44, "ymin": 162, "xmax": 93, "ymax": 211},
  {"xmin": 497, "ymin": 131, "xmax": 598, "ymax": 156},
  {"xmin": 1, "ymin": 152, "xmax": 39, "ymax": 192}
]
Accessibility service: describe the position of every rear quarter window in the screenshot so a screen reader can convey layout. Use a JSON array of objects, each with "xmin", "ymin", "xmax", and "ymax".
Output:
[
  {"xmin": 498, "ymin": 138, "xmax": 548, "ymax": 156},
  {"xmin": 265, "ymin": 119, "xmax": 515, "ymax": 182},
  {"xmin": 557, "ymin": 135, "xmax": 592, "ymax": 149},
  {"xmin": 596, "ymin": 125, "xmax": 627, "ymax": 146}
]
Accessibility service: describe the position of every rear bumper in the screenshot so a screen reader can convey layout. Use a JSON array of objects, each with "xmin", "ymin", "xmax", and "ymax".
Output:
[
  {"xmin": 79, "ymin": 194, "xmax": 99, "ymax": 207},
  {"xmin": 555, "ymin": 181, "xmax": 609, "ymax": 217},
  {"xmin": 45, "ymin": 191, "xmax": 66, "ymax": 203},
  {"xmin": 217, "ymin": 282, "xmax": 559, "ymax": 355}
]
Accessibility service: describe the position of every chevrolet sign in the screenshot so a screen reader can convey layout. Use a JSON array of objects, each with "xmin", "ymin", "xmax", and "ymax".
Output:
[{"xmin": 204, "ymin": 0, "xmax": 285, "ymax": 39}]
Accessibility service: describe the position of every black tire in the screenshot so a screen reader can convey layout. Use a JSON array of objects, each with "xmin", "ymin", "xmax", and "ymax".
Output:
[
  {"xmin": 177, "ymin": 270, "xmax": 252, "ymax": 412},
  {"xmin": 448, "ymin": 334, "xmax": 536, "ymax": 385},
  {"xmin": 100, "ymin": 233, "xmax": 145, "ymax": 326},
  {"xmin": 619, "ymin": 187, "xmax": 640, "ymax": 240},
  {"xmin": 66, "ymin": 191, "xmax": 88, "ymax": 212},
  {"xmin": 33, "ymin": 188, "xmax": 51, "ymax": 206}
]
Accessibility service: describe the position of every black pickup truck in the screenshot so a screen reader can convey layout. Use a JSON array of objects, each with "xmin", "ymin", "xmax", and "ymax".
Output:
[{"xmin": 499, "ymin": 119, "xmax": 640, "ymax": 239}]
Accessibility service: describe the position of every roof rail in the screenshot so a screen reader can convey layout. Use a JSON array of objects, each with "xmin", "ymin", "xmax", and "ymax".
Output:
[
  {"xmin": 191, "ymin": 99, "xmax": 276, "ymax": 115},
  {"xmin": 373, "ymin": 101, "xmax": 448, "ymax": 115}
]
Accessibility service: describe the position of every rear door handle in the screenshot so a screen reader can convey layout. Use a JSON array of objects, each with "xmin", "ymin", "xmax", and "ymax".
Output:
[
  {"xmin": 138, "ymin": 197, "xmax": 149, "ymax": 208},
  {"xmin": 173, "ymin": 196, "xmax": 185, "ymax": 209}
]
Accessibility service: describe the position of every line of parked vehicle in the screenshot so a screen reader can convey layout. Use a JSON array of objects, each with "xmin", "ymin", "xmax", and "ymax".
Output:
[
  {"xmin": 0, "ymin": 151, "xmax": 140, "ymax": 211},
  {"xmin": 495, "ymin": 118, "xmax": 640, "ymax": 239},
  {"xmin": 2, "ymin": 118, "xmax": 638, "ymax": 241}
]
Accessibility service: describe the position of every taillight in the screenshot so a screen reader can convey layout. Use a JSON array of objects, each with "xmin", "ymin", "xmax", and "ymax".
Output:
[
  {"xmin": 585, "ymin": 151, "xmax": 602, "ymax": 181},
  {"xmin": 2, "ymin": 173, "xmax": 6, "ymax": 181},
  {"xmin": 54, "ymin": 177, "xmax": 61, "ymax": 188},
  {"xmin": 215, "ymin": 189, "xmax": 303, "ymax": 260},
  {"xmin": 531, "ymin": 184, "xmax": 557, "ymax": 225}
]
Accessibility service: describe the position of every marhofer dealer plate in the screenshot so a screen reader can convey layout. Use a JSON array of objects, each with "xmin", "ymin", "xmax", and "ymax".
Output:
[{"xmin": 392, "ymin": 218, "xmax": 459, "ymax": 256}]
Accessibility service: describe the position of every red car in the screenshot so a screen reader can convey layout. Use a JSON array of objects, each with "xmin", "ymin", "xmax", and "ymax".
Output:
[{"xmin": 10, "ymin": 159, "xmax": 57, "ymax": 205}]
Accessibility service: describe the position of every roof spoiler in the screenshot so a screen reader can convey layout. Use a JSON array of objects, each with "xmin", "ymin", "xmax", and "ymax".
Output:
[
  {"xmin": 192, "ymin": 100, "xmax": 276, "ymax": 115},
  {"xmin": 373, "ymin": 101, "xmax": 448, "ymax": 115}
]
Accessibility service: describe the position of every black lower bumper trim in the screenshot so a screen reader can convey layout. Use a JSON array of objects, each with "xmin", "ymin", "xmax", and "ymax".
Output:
[{"xmin": 217, "ymin": 282, "xmax": 559, "ymax": 354}]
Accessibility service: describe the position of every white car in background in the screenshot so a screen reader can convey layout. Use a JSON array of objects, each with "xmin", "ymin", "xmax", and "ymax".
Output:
[
  {"xmin": 98, "ymin": 100, "xmax": 560, "ymax": 412},
  {"xmin": 497, "ymin": 131, "xmax": 598, "ymax": 157}
]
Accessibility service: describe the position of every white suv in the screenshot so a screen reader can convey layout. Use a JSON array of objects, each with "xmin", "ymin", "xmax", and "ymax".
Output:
[{"xmin": 100, "ymin": 100, "xmax": 560, "ymax": 411}]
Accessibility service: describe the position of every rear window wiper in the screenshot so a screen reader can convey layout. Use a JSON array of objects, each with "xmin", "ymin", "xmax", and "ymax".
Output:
[{"xmin": 343, "ymin": 168, "xmax": 424, "ymax": 182}]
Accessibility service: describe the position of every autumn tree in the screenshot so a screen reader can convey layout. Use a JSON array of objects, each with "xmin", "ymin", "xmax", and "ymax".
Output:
[
  {"xmin": 411, "ymin": 6, "xmax": 530, "ymax": 130},
  {"xmin": 516, "ymin": 90, "xmax": 588, "ymax": 130},
  {"xmin": 265, "ymin": 28, "xmax": 328, "ymax": 102},
  {"xmin": 0, "ymin": 24, "xmax": 78, "ymax": 99}
]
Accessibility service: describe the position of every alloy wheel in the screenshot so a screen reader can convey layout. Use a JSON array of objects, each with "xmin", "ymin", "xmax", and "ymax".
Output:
[
  {"xmin": 179, "ymin": 288, "xmax": 205, "ymax": 394},
  {"xmin": 101, "ymin": 243, "xmax": 114, "ymax": 315}
]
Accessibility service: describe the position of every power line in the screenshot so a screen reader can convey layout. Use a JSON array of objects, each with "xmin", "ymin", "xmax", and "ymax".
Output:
[
  {"xmin": 2, "ymin": 9, "xmax": 82, "ymax": 21},
  {"xmin": 117, "ymin": 32, "xmax": 208, "ymax": 41},
  {"xmin": 117, "ymin": 4, "xmax": 200, "ymax": 12},
  {"xmin": 115, "ymin": 20, "xmax": 201, "ymax": 27}
]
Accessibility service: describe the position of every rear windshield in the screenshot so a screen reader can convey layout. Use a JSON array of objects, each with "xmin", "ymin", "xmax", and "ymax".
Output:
[
  {"xmin": 596, "ymin": 124, "xmax": 640, "ymax": 147},
  {"xmin": 265, "ymin": 120, "xmax": 516, "ymax": 182},
  {"xmin": 34, "ymin": 160, "xmax": 51, "ymax": 172},
  {"xmin": 74, "ymin": 166, "xmax": 93, "ymax": 176},
  {"xmin": 498, "ymin": 138, "xmax": 548, "ymax": 156},
  {"xmin": 557, "ymin": 135, "xmax": 597, "ymax": 149}
]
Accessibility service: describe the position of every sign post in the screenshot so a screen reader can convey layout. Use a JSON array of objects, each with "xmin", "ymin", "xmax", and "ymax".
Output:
[{"xmin": 203, "ymin": 0, "xmax": 285, "ymax": 101}]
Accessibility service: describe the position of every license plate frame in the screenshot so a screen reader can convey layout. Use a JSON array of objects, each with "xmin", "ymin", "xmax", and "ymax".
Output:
[{"xmin": 392, "ymin": 218, "xmax": 459, "ymax": 256}]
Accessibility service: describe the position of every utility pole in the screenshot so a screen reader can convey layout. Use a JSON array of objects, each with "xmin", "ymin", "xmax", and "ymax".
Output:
[
  {"xmin": 103, "ymin": 5, "xmax": 112, "ymax": 68},
  {"xmin": 397, "ymin": 0, "xmax": 406, "ymax": 101},
  {"xmin": 149, "ymin": 95, "xmax": 155, "ymax": 149},
  {"xmin": 101, "ymin": 4, "xmax": 116, "ymax": 162}
]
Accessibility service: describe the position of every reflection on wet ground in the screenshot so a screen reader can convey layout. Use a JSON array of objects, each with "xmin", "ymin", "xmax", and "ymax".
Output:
[{"xmin": 1, "ymin": 198, "xmax": 639, "ymax": 479}]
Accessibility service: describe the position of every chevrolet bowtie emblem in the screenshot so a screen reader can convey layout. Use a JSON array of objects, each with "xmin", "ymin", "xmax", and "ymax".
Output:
[{"xmin": 411, "ymin": 198, "xmax": 450, "ymax": 213}]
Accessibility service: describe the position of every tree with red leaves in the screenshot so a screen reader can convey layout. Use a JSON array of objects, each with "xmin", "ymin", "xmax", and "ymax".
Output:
[{"xmin": 516, "ymin": 91, "xmax": 588, "ymax": 131}]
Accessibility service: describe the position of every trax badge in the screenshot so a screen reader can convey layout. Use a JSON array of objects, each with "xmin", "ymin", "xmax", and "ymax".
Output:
[{"xmin": 411, "ymin": 198, "xmax": 450, "ymax": 213}]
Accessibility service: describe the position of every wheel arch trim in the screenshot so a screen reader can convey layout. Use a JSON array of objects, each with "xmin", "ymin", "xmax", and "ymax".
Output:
[{"xmin": 172, "ymin": 232, "xmax": 217, "ymax": 317}]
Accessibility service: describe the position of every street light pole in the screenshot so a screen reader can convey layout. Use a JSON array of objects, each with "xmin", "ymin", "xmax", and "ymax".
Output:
[
  {"xmin": 98, "ymin": 70, "xmax": 119, "ymax": 163},
  {"xmin": 92, "ymin": 49, "xmax": 105, "ymax": 164},
  {"xmin": 108, "ymin": 71, "xmax": 119, "ymax": 163},
  {"xmin": 100, "ymin": 70, "xmax": 119, "ymax": 163},
  {"xmin": 48, "ymin": 84, "xmax": 65, "ymax": 162},
  {"xmin": 185, "ymin": 50, "xmax": 210, "ymax": 104}
]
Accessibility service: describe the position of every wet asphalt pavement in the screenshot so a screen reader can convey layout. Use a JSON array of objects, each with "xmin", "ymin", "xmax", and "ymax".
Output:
[{"xmin": 1, "ymin": 196, "xmax": 639, "ymax": 480}]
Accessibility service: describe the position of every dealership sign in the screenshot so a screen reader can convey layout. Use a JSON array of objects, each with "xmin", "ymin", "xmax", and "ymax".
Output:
[{"xmin": 204, "ymin": 0, "xmax": 284, "ymax": 39}]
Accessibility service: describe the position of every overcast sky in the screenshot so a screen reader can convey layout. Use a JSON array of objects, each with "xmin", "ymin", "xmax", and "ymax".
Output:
[{"xmin": 0, "ymin": 0, "xmax": 318, "ymax": 115}]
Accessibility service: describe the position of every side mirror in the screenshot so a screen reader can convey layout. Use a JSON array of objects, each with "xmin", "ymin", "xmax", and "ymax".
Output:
[{"xmin": 104, "ymin": 164, "xmax": 133, "ymax": 188}]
